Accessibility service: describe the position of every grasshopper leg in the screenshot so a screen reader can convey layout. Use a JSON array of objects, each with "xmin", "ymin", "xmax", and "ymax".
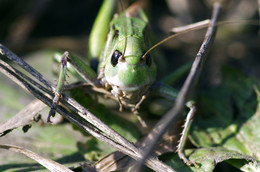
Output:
[
  {"xmin": 134, "ymin": 113, "xmax": 147, "ymax": 128},
  {"xmin": 151, "ymin": 83, "xmax": 197, "ymax": 165},
  {"xmin": 177, "ymin": 101, "xmax": 197, "ymax": 166},
  {"xmin": 47, "ymin": 93, "xmax": 62, "ymax": 123},
  {"xmin": 133, "ymin": 95, "xmax": 146, "ymax": 112},
  {"xmin": 48, "ymin": 52, "xmax": 68, "ymax": 123},
  {"xmin": 132, "ymin": 95, "xmax": 147, "ymax": 128},
  {"xmin": 49, "ymin": 50, "xmax": 101, "ymax": 123}
]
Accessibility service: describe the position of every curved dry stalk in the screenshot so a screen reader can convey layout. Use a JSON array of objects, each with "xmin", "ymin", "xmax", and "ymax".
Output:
[
  {"xmin": 0, "ymin": 144, "xmax": 73, "ymax": 172},
  {"xmin": 135, "ymin": 2, "xmax": 222, "ymax": 171},
  {"xmin": 0, "ymin": 99, "xmax": 46, "ymax": 136},
  {"xmin": 0, "ymin": 45, "xmax": 173, "ymax": 171}
]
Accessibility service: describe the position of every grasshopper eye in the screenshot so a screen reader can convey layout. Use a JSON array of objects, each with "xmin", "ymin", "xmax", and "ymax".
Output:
[{"xmin": 111, "ymin": 50, "xmax": 122, "ymax": 67}]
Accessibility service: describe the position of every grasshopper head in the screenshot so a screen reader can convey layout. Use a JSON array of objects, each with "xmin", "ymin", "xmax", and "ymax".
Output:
[
  {"xmin": 98, "ymin": 15, "xmax": 157, "ymax": 106},
  {"xmin": 103, "ymin": 36, "xmax": 156, "ymax": 94}
]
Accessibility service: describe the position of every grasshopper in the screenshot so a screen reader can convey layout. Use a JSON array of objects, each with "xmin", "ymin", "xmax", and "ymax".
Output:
[{"xmin": 49, "ymin": 0, "xmax": 198, "ymax": 165}]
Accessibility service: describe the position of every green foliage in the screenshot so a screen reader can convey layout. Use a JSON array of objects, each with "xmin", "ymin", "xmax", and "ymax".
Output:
[{"xmin": 184, "ymin": 66, "xmax": 260, "ymax": 171}]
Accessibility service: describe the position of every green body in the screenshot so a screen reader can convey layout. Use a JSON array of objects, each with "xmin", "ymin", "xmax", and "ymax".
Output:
[
  {"xmin": 89, "ymin": 1, "xmax": 157, "ymax": 107},
  {"xmin": 53, "ymin": 0, "xmax": 179, "ymax": 108},
  {"xmin": 50, "ymin": 0, "xmax": 193, "ymax": 166}
]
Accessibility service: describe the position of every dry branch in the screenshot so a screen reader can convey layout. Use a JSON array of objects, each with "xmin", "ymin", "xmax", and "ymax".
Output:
[{"xmin": 135, "ymin": 2, "xmax": 222, "ymax": 171}]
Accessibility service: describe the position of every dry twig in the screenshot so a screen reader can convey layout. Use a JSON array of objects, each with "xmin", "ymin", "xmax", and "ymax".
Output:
[
  {"xmin": 0, "ymin": 144, "xmax": 73, "ymax": 172},
  {"xmin": 135, "ymin": 2, "xmax": 222, "ymax": 171}
]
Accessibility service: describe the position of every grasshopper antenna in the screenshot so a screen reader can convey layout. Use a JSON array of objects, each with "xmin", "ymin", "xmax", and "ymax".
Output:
[{"xmin": 142, "ymin": 19, "xmax": 260, "ymax": 59}]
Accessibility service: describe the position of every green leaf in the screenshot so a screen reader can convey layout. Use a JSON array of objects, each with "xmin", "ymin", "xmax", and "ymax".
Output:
[
  {"xmin": 188, "ymin": 66, "xmax": 260, "ymax": 170},
  {"xmin": 161, "ymin": 148, "xmax": 259, "ymax": 172}
]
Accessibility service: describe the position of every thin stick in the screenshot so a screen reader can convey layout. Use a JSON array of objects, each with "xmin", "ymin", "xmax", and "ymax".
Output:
[
  {"xmin": 0, "ymin": 144, "xmax": 73, "ymax": 172},
  {"xmin": 134, "ymin": 2, "xmax": 222, "ymax": 171},
  {"xmin": 171, "ymin": 19, "xmax": 210, "ymax": 33}
]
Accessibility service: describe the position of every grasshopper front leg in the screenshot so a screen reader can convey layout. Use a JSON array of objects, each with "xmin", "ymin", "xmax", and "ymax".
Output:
[
  {"xmin": 48, "ymin": 52, "xmax": 68, "ymax": 123},
  {"xmin": 48, "ymin": 51, "xmax": 102, "ymax": 122}
]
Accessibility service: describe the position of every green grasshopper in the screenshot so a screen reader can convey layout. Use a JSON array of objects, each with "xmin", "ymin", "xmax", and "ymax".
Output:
[{"xmin": 48, "ymin": 0, "xmax": 196, "ymax": 165}]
